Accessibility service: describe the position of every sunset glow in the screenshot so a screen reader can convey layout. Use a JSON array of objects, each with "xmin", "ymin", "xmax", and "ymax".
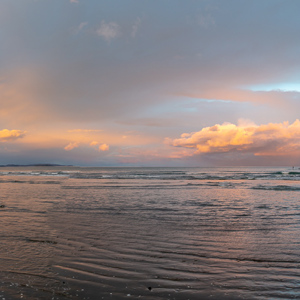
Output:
[
  {"xmin": 1, "ymin": 0, "xmax": 300, "ymax": 166},
  {"xmin": 170, "ymin": 120, "xmax": 300, "ymax": 156}
]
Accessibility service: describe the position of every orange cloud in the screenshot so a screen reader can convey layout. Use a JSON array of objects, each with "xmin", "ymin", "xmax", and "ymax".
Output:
[
  {"xmin": 64, "ymin": 142, "xmax": 79, "ymax": 151},
  {"xmin": 68, "ymin": 129, "xmax": 103, "ymax": 133},
  {"xmin": 99, "ymin": 143, "xmax": 109, "ymax": 151},
  {"xmin": 90, "ymin": 141, "xmax": 99, "ymax": 146},
  {"xmin": 64, "ymin": 140, "xmax": 110, "ymax": 152},
  {"xmin": 169, "ymin": 119, "xmax": 300, "ymax": 156},
  {"xmin": 0, "ymin": 129, "xmax": 26, "ymax": 142}
]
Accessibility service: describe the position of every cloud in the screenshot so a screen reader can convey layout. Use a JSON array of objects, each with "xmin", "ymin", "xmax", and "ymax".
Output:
[
  {"xmin": 131, "ymin": 17, "xmax": 141, "ymax": 38},
  {"xmin": 197, "ymin": 13, "xmax": 215, "ymax": 28},
  {"xmin": 0, "ymin": 129, "xmax": 26, "ymax": 142},
  {"xmin": 68, "ymin": 129, "xmax": 102, "ymax": 133},
  {"xmin": 78, "ymin": 22, "xmax": 87, "ymax": 31},
  {"xmin": 177, "ymin": 86, "xmax": 300, "ymax": 108},
  {"xmin": 2, "ymin": 0, "xmax": 300, "ymax": 167},
  {"xmin": 99, "ymin": 143, "xmax": 109, "ymax": 151},
  {"xmin": 90, "ymin": 141, "xmax": 98, "ymax": 146},
  {"xmin": 64, "ymin": 142, "xmax": 79, "ymax": 151},
  {"xmin": 64, "ymin": 140, "xmax": 109, "ymax": 152},
  {"xmin": 96, "ymin": 21, "xmax": 121, "ymax": 41},
  {"xmin": 169, "ymin": 119, "xmax": 300, "ymax": 157}
]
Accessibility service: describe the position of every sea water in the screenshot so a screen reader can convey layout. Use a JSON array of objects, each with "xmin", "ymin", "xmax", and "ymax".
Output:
[{"xmin": 0, "ymin": 166, "xmax": 300, "ymax": 299}]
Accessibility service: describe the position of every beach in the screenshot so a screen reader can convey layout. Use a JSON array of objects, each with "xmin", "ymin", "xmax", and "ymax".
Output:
[{"xmin": 0, "ymin": 166, "xmax": 300, "ymax": 299}]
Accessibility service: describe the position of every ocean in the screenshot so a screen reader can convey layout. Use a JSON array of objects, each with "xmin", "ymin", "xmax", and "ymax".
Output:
[{"xmin": 0, "ymin": 166, "xmax": 300, "ymax": 300}]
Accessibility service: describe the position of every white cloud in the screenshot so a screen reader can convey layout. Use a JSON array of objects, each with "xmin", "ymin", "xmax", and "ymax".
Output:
[
  {"xmin": 131, "ymin": 17, "xmax": 141, "ymax": 38},
  {"xmin": 197, "ymin": 13, "xmax": 215, "ymax": 28},
  {"xmin": 96, "ymin": 21, "xmax": 121, "ymax": 41},
  {"xmin": 70, "ymin": 0, "xmax": 79, "ymax": 3}
]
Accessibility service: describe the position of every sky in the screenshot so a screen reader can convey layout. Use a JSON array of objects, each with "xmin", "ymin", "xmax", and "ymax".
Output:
[{"xmin": 1, "ymin": 0, "xmax": 300, "ymax": 167}]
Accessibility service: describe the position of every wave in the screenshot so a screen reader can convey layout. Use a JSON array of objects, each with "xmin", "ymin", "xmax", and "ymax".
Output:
[
  {"xmin": 64, "ymin": 169, "xmax": 300, "ymax": 181},
  {"xmin": 251, "ymin": 184, "xmax": 300, "ymax": 191},
  {"xmin": 0, "ymin": 179, "xmax": 62, "ymax": 184},
  {"xmin": 61, "ymin": 184, "xmax": 186, "ymax": 190},
  {"xmin": 68, "ymin": 173, "xmax": 260, "ymax": 181},
  {"xmin": 0, "ymin": 171, "xmax": 72, "ymax": 177},
  {"xmin": 1, "ymin": 167, "xmax": 300, "ymax": 183},
  {"xmin": 288, "ymin": 171, "xmax": 300, "ymax": 175}
]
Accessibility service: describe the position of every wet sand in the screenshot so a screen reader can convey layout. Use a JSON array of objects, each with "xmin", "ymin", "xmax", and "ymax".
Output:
[
  {"xmin": 1, "ymin": 167, "xmax": 300, "ymax": 299},
  {"xmin": 0, "ymin": 274, "xmax": 254, "ymax": 300}
]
